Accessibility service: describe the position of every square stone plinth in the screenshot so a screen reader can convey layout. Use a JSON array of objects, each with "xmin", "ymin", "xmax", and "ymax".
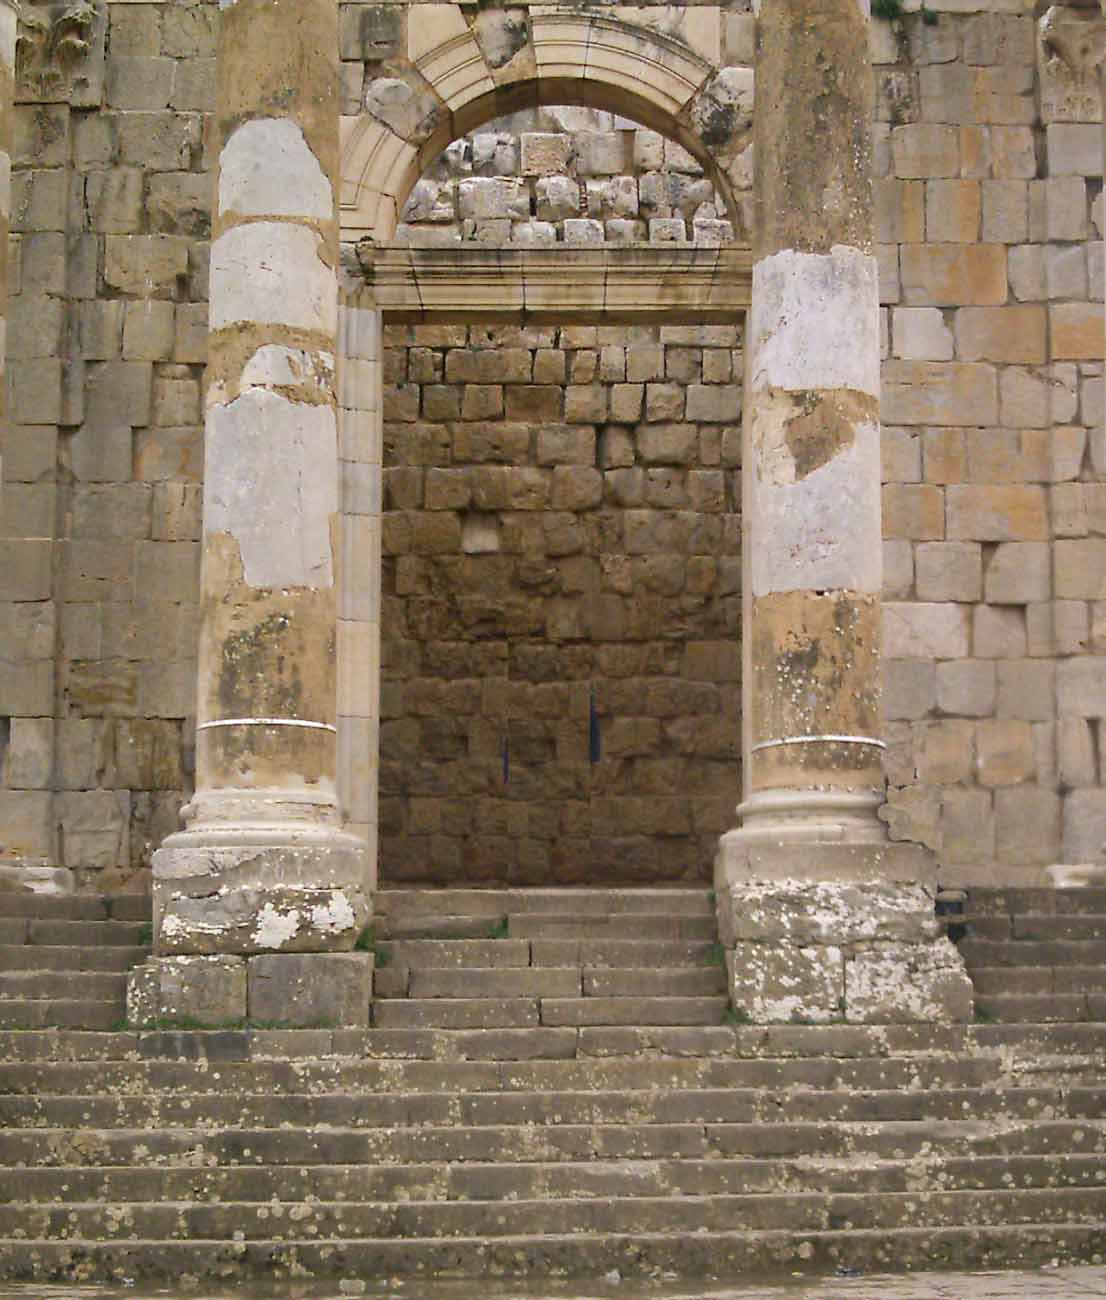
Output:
[{"xmin": 247, "ymin": 952, "xmax": 373, "ymax": 1027}]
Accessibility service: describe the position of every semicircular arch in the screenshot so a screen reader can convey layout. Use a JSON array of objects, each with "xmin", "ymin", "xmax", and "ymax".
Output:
[{"xmin": 340, "ymin": 8, "xmax": 751, "ymax": 243}]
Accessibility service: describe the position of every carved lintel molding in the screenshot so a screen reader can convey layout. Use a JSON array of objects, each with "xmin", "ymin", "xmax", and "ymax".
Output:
[{"xmin": 15, "ymin": 0, "xmax": 104, "ymax": 105}]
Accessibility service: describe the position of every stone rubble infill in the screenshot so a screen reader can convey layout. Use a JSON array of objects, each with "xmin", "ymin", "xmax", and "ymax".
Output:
[{"xmin": 1, "ymin": 888, "xmax": 1106, "ymax": 1281}]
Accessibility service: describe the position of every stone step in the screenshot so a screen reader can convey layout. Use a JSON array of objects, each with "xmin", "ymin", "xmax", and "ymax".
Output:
[
  {"xmin": 975, "ymin": 994, "xmax": 1104, "ymax": 1024},
  {"xmin": 507, "ymin": 914, "xmax": 717, "ymax": 939},
  {"xmin": 1012, "ymin": 916, "xmax": 1106, "ymax": 942},
  {"xmin": 3, "ymin": 1223, "xmax": 1105, "ymax": 1284},
  {"xmin": 6, "ymin": 1151, "xmax": 1106, "ymax": 1205},
  {"xmin": 8, "ymin": 1185, "xmax": 1106, "ymax": 1241},
  {"xmin": 376, "ymin": 938, "xmax": 718, "ymax": 970},
  {"xmin": 2, "ymin": 1020, "xmax": 1104, "ymax": 1065},
  {"xmin": 408, "ymin": 968, "xmax": 583, "ymax": 998},
  {"xmin": 0, "ymin": 1051, "xmax": 1007, "ymax": 1096},
  {"xmin": 0, "ymin": 919, "xmax": 149, "ymax": 948},
  {"xmin": 376, "ymin": 889, "xmax": 715, "ymax": 917},
  {"xmin": 2, "ymin": 1086, "xmax": 1100, "ymax": 1133},
  {"xmin": 0, "ymin": 1001, "xmax": 122, "ymax": 1030},
  {"xmin": 958, "ymin": 938, "xmax": 1106, "ymax": 968},
  {"xmin": 971, "ymin": 966, "xmax": 1106, "ymax": 996},
  {"xmin": 530, "ymin": 938, "xmax": 719, "ymax": 967},
  {"xmin": 0, "ymin": 894, "xmax": 149, "ymax": 922},
  {"xmin": 380, "ymin": 968, "xmax": 728, "ymax": 999},
  {"xmin": 371, "ymin": 996, "xmax": 730, "ymax": 1029},
  {"xmin": 541, "ymin": 996, "xmax": 729, "ymax": 1026},
  {"xmin": 0, "ymin": 896, "xmax": 108, "ymax": 920},
  {"xmin": 0, "ymin": 945, "xmax": 147, "ymax": 974},
  {"xmin": 2, "ymin": 1118, "xmax": 1103, "ymax": 1168},
  {"xmin": 0, "ymin": 971, "xmax": 126, "ymax": 1001},
  {"xmin": 964, "ymin": 888, "xmax": 1106, "ymax": 917}
]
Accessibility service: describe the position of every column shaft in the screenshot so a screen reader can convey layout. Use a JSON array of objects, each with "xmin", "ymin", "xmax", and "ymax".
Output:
[
  {"xmin": 713, "ymin": 0, "xmax": 973, "ymax": 1025},
  {"xmin": 134, "ymin": 0, "xmax": 371, "ymax": 1025},
  {"xmin": 739, "ymin": 0, "xmax": 884, "ymax": 842}
]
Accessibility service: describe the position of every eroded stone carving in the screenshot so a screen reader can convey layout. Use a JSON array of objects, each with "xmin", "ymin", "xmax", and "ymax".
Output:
[
  {"xmin": 16, "ymin": 0, "xmax": 104, "ymax": 105},
  {"xmin": 1039, "ymin": 4, "xmax": 1105, "ymax": 123}
]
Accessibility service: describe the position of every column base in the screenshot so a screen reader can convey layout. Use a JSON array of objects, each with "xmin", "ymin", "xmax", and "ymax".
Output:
[
  {"xmin": 713, "ymin": 837, "xmax": 973, "ymax": 1025},
  {"xmin": 127, "ymin": 951, "xmax": 373, "ymax": 1028},
  {"xmin": 153, "ymin": 829, "xmax": 371, "ymax": 955}
]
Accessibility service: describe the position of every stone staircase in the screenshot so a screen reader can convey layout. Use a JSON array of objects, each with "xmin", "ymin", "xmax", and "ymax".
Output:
[
  {"xmin": 371, "ymin": 888, "xmax": 728, "ymax": 1030},
  {"xmin": 0, "ymin": 885, "xmax": 1105, "ymax": 1282},
  {"xmin": 0, "ymin": 893, "xmax": 149, "ymax": 1030},
  {"xmin": 956, "ymin": 887, "xmax": 1106, "ymax": 1024}
]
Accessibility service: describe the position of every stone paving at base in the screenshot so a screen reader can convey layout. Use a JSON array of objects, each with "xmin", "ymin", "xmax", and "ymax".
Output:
[{"xmin": 5, "ymin": 1269, "xmax": 1106, "ymax": 1300}]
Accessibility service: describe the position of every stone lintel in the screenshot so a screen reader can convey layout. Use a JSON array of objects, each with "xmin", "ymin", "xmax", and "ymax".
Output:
[{"xmin": 359, "ymin": 243, "xmax": 752, "ymax": 323}]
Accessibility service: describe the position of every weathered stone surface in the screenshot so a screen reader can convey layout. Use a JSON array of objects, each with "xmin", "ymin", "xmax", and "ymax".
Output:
[
  {"xmin": 727, "ymin": 943, "xmax": 844, "ymax": 1025},
  {"xmin": 720, "ymin": 880, "xmax": 939, "ymax": 946},
  {"xmin": 844, "ymin": 941, "xmax": 974, "ymax": 1024},
  {"xmin": 247, "ymin": 952, "xmax": 372, "ymax": 1027}
]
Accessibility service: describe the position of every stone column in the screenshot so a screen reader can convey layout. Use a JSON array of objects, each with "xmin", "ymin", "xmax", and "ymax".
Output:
[
  {"xmin": 0, "ymin": 0, "xmax": 13, "ymax": 488},
  {"xmin": 714, "ymin": 0, "xmax": 973, "ymax": 1025},
  {"xmin": 129, "ymin": 0, "xmax": 371, "ymax": 1029}
]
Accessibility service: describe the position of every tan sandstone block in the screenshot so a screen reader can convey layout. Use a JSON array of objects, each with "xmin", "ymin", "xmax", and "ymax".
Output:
[
  {"xmin": 955, "ymin": 306, "xmax": 1046, "ymax": 364},
  {"xmin": 900, "ymin": 245, "xmax": 1007, "ymax": 306},
  {"xmin": 1051, "ymin": 303, "xmax": 1105, "ymax": 362},
  {"xmin": 976, "ymin": 718, "xmax": 1034, "ymax": 787},
  {"xmin": 882, "ymin": 362, "xmax": 998, "ymax": 426},
  {"xmin": 946, "ymin": 485, "xmax": 1048, "ymax": 541}
]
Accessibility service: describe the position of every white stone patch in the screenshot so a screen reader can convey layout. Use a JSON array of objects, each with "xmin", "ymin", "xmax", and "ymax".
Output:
[
  {"xmin": 309, "ymin": 891, "xmax": 357, "ymax": 936},
  {"xmin": 210, "ymin": 222, "xmax": 337, "ymax": 335},
  {"xmin": 750, "ymin": 416, "xmax": 882, "ymax": 596},
  {"xmin": 254, "ymin": 902, "xmax": 301, "ymax": 949},
  {"xmin": 749, "ymin": 247, "xmax": 881, "ymax": 398},
  {"xmin": 160, "ymin": 911, "xmax": 228, "ymax": 939},
  {"xmin": 241, "ymin": 344, "xmax": 335, "ymax": 395},
  {"xmin": 0, "ymin": 3, "xmax": 17, "ymax": 72},
  {"xmin": 206, "ymin": 388, "xmax": 338, "ymax": 589},
  {"xmin": 220, "ymin": 119, "xmax": 332, "ymax": 222},
  {"xmin": 0, "ymin": 152, "xmax": 11, "ymax": 220}
]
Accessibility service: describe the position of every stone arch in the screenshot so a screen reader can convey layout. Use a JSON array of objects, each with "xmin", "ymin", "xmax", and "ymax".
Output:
[{"xmin": 339, "ymin": 7, "xmax": 752, "ymax": 242}]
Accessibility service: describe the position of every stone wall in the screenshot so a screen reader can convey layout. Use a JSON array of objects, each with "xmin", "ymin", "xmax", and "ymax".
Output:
[
  {"xmin": 380, "ymin": 108, "xmax": 741, "ymax": 885},
  {"xmin": 380, "ymin": 316, "xmax": 742, "ymax": 884},
  {"xmin": 0, "ymin": 0, "xmax": 1104, "ymax": 890},
  {"xmin": 874, "ymin": 5, "xmax": 1106, "ymax": 882}
]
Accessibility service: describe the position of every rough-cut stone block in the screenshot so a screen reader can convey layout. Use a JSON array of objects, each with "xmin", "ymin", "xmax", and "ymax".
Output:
[
  {"xmin": 883, "ymin": 602, "xmax": 969, "ymax": 660},
  {"xmin": 845, "ymin": 942, "xmax": 973, "ymax": 1024},
  {"xmin": 128, "ymin": 955, "xmax": 247, "ymax": 1027},
  {"xmin": 728, "ymin": 943, "xmax": 844, "ymax": 1025},
  {"xmin": 248, "ymin": 952, "xmax": 372, "ymax": 1028}
]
